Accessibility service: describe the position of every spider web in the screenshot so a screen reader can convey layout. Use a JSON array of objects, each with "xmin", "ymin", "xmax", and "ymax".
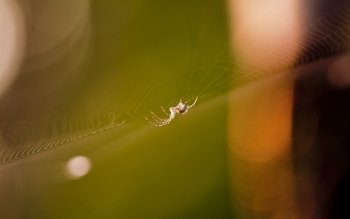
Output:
[{"xmin": 1, "ymin": 0, "xmax": 350, "ymax": 164}]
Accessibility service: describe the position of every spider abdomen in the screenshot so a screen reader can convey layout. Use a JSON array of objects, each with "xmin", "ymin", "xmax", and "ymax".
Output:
[{"xmin": 177, "ymin": 104, "xmax": 187, "ymax": 113}]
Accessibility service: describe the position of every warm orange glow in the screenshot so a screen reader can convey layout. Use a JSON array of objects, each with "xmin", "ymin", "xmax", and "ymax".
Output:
[
  {"xmin": 229, "ymin": 0, "xmax": 303, "ymax": 75},
  {"xmin": 228, "ymin": 73, "xmax": 296, "ymax": 219},
  {"xmin": 228, "ymin": 74, "xmax": 294, "ymax": 162},
  {"xmin": 227, "ymin": 0, "xmax": 305, "ymax": 217}
]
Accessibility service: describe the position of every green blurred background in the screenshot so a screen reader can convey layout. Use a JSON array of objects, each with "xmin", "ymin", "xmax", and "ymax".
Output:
[{"xmin": 0, "ymin": 0, "xmax": 234, "ymax": 218}]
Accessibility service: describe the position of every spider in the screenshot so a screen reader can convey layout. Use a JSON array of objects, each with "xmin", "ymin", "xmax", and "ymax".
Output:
[{"xmin": 146, "ymin": 97, "xmax": 198, "ymax": 126}]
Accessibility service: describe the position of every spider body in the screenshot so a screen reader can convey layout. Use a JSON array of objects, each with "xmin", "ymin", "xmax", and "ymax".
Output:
[
  {"xmin": 146, "ymin": 97, "xmax": 198, "ymax": 126},
  {"xmin": 174, "ymin": 102, "xmax": 187, "ymax": 114}
]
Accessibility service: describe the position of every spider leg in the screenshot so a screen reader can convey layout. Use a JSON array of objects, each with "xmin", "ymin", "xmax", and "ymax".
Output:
[
  {"xmin": 145, "ymin": 112, "xmax": 162, "ymax": 123},
  {"xmin": 161, "ymin": 106, "xmax": 170, "ymax": 116},
  {"xmin": 152, "ymin": 117, "xmax": 171, "ymax": 127},
  {"xmin": 145, "ymin": 116, "xmax": 159, "ymax": 126},
  {"xmin": 147, "ymin": 111, "xmax": 173, "ymax": 126},
  {"xmin": 150, "ymin": 111, "xmax": 168, "ymax": 122},
  {"xmin": 146, "ymin": 106, "xmax": 177, "ymax": 127},
  {"xmin": 146, "ymin": 115, "xmax": 167, "ymax": 126},
  {"xmin": 156, "ymin": 119, "xmax": 170, "ymax": 126},
  {"xmin": 187, "ymin": 96, "xmax": 198, "ymax": 108}
]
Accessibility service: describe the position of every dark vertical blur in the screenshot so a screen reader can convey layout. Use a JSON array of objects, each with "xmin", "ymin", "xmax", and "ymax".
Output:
[{"xmin": 293, "ymin": 0, "xmax": 350, "ymax": 218}]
